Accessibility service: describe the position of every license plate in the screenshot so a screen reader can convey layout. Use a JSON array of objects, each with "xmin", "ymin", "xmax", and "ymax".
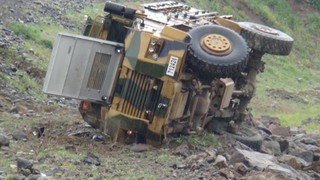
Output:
[{"xmin": 166, "ymin": 56, "xmax": 179, "ymax": 77}]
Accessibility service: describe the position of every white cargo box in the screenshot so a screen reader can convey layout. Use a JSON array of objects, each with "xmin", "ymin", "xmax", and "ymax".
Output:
[{"xmin": 43, "ymin": 33, "xmax": 123, "ymax": 102}]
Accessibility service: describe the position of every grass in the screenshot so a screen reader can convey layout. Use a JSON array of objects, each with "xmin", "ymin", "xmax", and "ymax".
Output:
[
  {"xmin": 0, "ymin": 69, "xmax": 45, "ymax": 100},
  {"xmin": 0, "ymin": 47, "xmax": 21, "ymax": 64},
  {"xmin": 66, "ymin": 3, "xmax": 105, "ymax": 28},
  {"xmin": 2, "ymin": 19, "xmax": 76, "ymax": 100},
  {"xmin": 9, "ymin": 23, "xmax": 53, "ymax": 49},
  {"xmin": 172, "ymin": 132, "xmax": 219, "ymax": 147},
  {"xmin": 274, "ymin": 104, "xmax": 320, "ymax": 127},
  {"xmin": 22, "ymin": 40, "xmax": 51, "ymax": 70}
]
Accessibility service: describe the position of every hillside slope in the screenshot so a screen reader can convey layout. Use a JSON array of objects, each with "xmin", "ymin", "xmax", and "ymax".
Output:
[
  {"xmin": 185, "ymin": 0, "xmax": 320, "ymax": 130},
  {"xmin": 1, "ymin": 0, "xmax": 319, "ymax": 131}
]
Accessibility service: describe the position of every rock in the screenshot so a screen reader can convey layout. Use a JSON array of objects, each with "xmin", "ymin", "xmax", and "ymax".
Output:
[
  {"xmin": 246, "ymin": 171, "xmax": 288, "ymax": 180},
  {"xmin": 268, "ymin": 124, "xmax": 291, "ymax": 137},
  {"xmin": 234, "ymin": 162, "xmax": 248, "ymax": 175},
  {"xmin": 176, "ymin": 163, "xmax": 188, "ymax": 169},
  {"xmin": 193, "ymin": 159, "xmax": 209, "ymax": 170},
  {"xmin": 314, "ymin": 173, "xmax": 320, "ymax": 179},
  {"xmin": 260, "ymin": 140, "xmax": 281, "ymax": 156},
  {"xmin": 31, "ymin": 127, "xmax": 45, "ymax": 138},
  {"xmin": 64, "ymin": 144, "xmax": 76, "ymax": 151},
  {"xmin": 292, "ymin": 141, "xmax": 320, "ymax": 154},
  {"xmin": 20, "ymin": 167, "xmax": 32, "ymax": 176},
  {"xmin": 204, "ymin": 148, "xmax": 217, "ymax": 158},
  {"xmin": 213, "ymin": 155, "xmax": 228, "ymax": 168},
  {"xmin": 289, "ymin": 126, "xmax": 299, "ymax": 135},
  {"xmin": 278, "ymin": 155, "xmax": 309, "ymax": 170},
  {"xmin": 12, "ymin": 131, "xmax": 28, "ymax": 141},
  {"xmin": 33, "ymin": 1, "xmax": 44, "ymax": 5},
  {"xmin": 219, "ymin": 168, "xmax": 234, "ymax": 179},
  {"xmin": 174, "ymin": 144, "xmax": 191, "ymax": 158},
  {"xmin": 0, "ymin": 167, "xmax": 3, "ymax": 175},
  {"xmin": 205, "ymin": 156, "xmax": 215, "ymax": 163},
  {"xmin": 260, "ymin": 115, "xmax": 281, "ymax": 126},
  {"xmin": 28, "ymin": 174, "xmax": 42, "ymax": 180},
  {"xmin": 232, "ymin": 149, "xmax": 296, "ymax": 176},
  {"xmin": 301, "ymin": 137, "xmax": 317, "ymax": 146},
  {"xmin": 1, "ymin": 146, "xmax": 9, "ymax": 152},
  {"xmin": 7, "ymin": 174, "xmax": 25, "ymax": 180},
  {"xmin": 81, "ymin": 155, "xmax": 101, "ymax": 166},
  {"xmin": 229, "ymin": 151, "xmax": 246, "ymax": 165},
  {"xmin": 0, "ymin": 134, "xmax": 9, "ymax": 147},
  {"xmin": 305, "ymin": 161, "xmax": 320, "ymax": 173},
  {"xmin": 295, "ymin": 150, "xmax": 314, "ymax": 164},
  {"xmin": 129, "ymin": 144, "xmax": 150, "ymax": 152},
  {"xmin": 12, "ymin": 114, "xmax": 21, "ymax": 119},
  {"xmin": 314, "ymin": 153, "xmax": 320, "ymax": 161},
  {"xmin": 17, "ymin": 157, "xmax": 33, "ymax": 170},
  {"xmin": 185, "ymin": 152, "xmax": 208, "ymax": 164},
  {"xmin": 297, "ymin": 77, "xmax": 303, "ymax": 83},
  {"xmin": 92, "ymin": 134, "xmax": 105, "ymax": 142},
  {"xmin": 9, "ymin": 104, "xmax": 28, "ymax": 115},
  {"xmin": 277, "ymin": 139, "xmax": 289, "ymax": 153}
]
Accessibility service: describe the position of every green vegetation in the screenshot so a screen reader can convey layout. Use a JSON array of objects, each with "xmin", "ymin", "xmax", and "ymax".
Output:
[
  {"xmin": 186, "ymin": 0, "xmax": 320, "ymax": 131},
  {"xmin": 0, "ymin": 70, "xmax": 45, "ymax": 100},
  {"xmin": 0, "ymin": 46, "xmax": 45, "ymax": 100},
  {"xmin": 66, "ymin": 3, "xmax": 105, "ymax": 27},
  {"xmin": 172, "ymin": 132, "xmax": 219, "ymax": 147},
  {"xmin": 276, "ymin": 105, "xmax": 320, "ymax": 131},
  {"xmin": 240, "ymin": 0, "xmax": 320, "ymax": 130},
  {"xmin": 9, "ymin": 23, "xmax": 53, "ymax": 49},
  {"xmin": 2, "ymin": 18, "xmax": 76, "ymax": 100},
  {"xmin": 0, "ymin": 47, "xmax": 20, "ymax": 64},
  {"xmin": 310, "ymin": 0, "xmax": 320, "ymax": 11}
]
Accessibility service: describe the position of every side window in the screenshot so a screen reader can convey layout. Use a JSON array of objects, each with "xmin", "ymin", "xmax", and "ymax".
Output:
[{"xmin": 87, "ymin": 52, "xmax": 111, "ymax": 90}]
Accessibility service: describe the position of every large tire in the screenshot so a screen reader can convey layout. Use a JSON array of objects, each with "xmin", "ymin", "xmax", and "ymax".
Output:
[
  {"xmin": 224, "ymin": 126, "xmax": 263, "ymax": 151},
  {"xmin": 239, "ymin": 22, "xmax": 294, "ymax": 55},
  {"xmin": 205, "ymin": 118, "xmax": 262, "ymax": 151},
  {"xmin": 187, "ymin": 25, "xmax": 249, "ymax": 80}
]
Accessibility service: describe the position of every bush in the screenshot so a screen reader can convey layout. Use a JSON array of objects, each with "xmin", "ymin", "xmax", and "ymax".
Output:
[{"xmin": 310, "ymin": 0, "xmax": 320, "ymax": 11}]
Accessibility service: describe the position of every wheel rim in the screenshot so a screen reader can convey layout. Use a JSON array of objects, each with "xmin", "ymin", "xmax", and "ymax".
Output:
[
  {"xmin": 200, "ymin": 34, "xmax": 232, "ymax": 56},
  {"xmin": 252, "ymin": 24, "xmax": 279, "ymax": 35}
]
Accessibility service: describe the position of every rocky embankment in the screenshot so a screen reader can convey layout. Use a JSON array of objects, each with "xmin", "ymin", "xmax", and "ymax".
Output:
[
  {"xmin": 1, "ymin": 109, "xmax": 320, "ymax": 179},
  {"xmin": 168, "ymin": 116, "xmax": 320, "ymax": 179}
]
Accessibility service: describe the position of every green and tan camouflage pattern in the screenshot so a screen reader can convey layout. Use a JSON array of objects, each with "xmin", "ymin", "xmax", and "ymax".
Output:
[{"xmin": 102, "ymin": 26, "xmax": 191, "ymax": 142}]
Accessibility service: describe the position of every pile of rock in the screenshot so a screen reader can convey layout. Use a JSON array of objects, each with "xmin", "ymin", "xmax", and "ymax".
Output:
[{"xmin": 169, "ymin": 117, "xmax": 320, "ymax": 179}]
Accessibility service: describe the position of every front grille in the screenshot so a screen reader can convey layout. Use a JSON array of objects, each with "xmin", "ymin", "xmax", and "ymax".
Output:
[{"xmin": 119, "ymin": 70, "xmax": 162, "ymax": 120}]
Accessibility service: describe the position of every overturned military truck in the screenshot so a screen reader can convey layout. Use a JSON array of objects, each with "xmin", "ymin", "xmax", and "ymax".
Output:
[{"xmin": 43, "ymin": 1, "xmax": 293, "ymax": 147}]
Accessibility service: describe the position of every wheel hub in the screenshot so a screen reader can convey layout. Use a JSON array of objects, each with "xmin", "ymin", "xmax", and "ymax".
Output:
[
  {"xmin": 201, "ymin": 34, "xmax": 232, "ymax": 56},
  {"xmin": 253, "ymin": 25, "xmax": 279, "ymax": 35}
]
